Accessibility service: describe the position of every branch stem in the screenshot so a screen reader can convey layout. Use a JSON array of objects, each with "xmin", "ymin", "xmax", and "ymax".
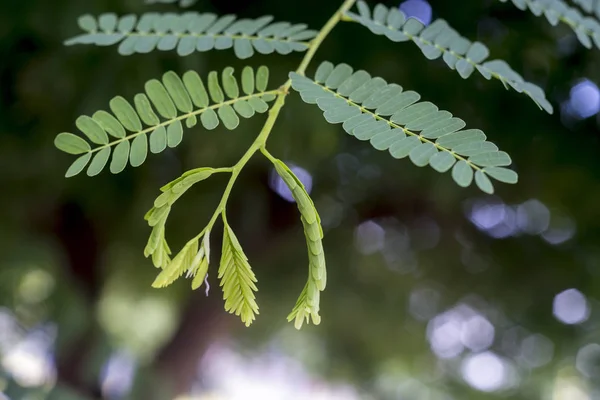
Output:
[{"xmin": 206, "ymin": 0, "xmax": 357, "ymax": 224}]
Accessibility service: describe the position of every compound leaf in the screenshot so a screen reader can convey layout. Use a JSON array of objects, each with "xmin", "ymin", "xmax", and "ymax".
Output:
[
  {"xmin": 55, "ymin": 67, "xmax": 277, "ymax": 176},
  {"xmin": 345, "ymin": 1, "xmax": 554, "ymax": 113},
  {"xmin": 500, "ymin": 0, "xmax": 600, "ymax": 50},
  {"xmin": 571, "ymin": 0, "xmax": 600, "ymax": 21},
  {"xmin": 290, "ymin": 62, "xmax": 518, "ymax": 192},
  {"xmin": 65, "ymin": 12, "xmax": 317, "ymax": 59}
]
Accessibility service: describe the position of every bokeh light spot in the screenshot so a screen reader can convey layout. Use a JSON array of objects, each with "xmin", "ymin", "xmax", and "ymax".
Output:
[
  {"xmin": 576, "ymin": 343, "xmax": 600, "ymax": 379},
  {"xmin": 552, "ymin": 288, "xmax": 590, "ymax": 325},
  {"xmin": 100, "ymin": 351, "xmax": 136, "ymax": 399},
  {"xmin": 461, "ymin": 315, "xmax": 495, "ymax": 352},
  {"xmin": 461, "ymin": 352, "xmax": 509, "ymax": 392},
  {"xmin": 399, "ymin": 0, "xmax": 432, "ymax": 25},
  {"xmin": 269, "ymin": 164, "xmax": 313, "ymax": 203},
  {"xmin": 354, "ymin": 220, "xmax": 385, "ymax": 255},
  {"xmin": 520, "ymin": 333, "xmax": 554, "ymax": 368},
  {"xmin": 568, "ymin": 79, "xmax": 600, "ymax": 119}
]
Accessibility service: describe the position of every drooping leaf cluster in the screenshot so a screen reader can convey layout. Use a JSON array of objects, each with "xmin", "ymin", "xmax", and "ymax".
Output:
[
  {"xmin": 55, "ymin": 66, "xmax": 275, "ymax": 177},
  {"xmin": 145, "ymin": 167, "xmax": 260, "ymax": 326},
  {"xmin": 345, "ymin": 1, "xmax": 553, "ymax": 113},
  {"xmin": 291, "ymin": 62, "xmax": 519, "ymax": 193},
  {"xmin": 64, "ymin": 13, "xmax": 317, "ymax": 59},
  {"xmin": 268, "ymin": 157, "xmax": 326, "ymax": 329}
]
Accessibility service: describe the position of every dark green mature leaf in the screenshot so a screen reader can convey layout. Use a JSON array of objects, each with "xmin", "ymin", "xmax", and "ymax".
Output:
[
  {"xmin": 55, "ymin": 67, "xmax": 277, "ymax": 176},
  {"xmin": 345, "ymin": 1, "xmax": 554, "ymax": 113},
  {"xmin": 571, "ymin": 0, "xmax": 600, "ymax": 20},
  {"xmin": 145, "ymin": 0, "xmax": 198, "ymax": 7},
  {"xmin": 65, "ymin": 12, "xmax": 317, "ymax": 59},
  {"xmin": 290, "ymin": 62, "xmax": 518, "ymax": 192},
  {"xmin": 500, "ymin": 0, "xmax": 600, "ymax": 50}
]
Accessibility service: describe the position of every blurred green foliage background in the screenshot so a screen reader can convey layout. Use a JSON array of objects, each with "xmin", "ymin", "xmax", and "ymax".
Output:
[{"xmin": 1, "ymin": 0, "xmax": 600, "ymax": 399}]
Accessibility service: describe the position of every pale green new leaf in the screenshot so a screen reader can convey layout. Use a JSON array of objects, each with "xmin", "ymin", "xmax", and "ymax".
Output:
[
  {"xmin": 64, "ymin": 12, "xmax": 317, "ymax": 59},
  {"xmin": 268, "ymin": 156, "xmax": 326, "ymax": 329},
  {"xmin": 190, "ymin": 231, "xmax": 211, "ymax": 290},
  {"xmin": 290, "ymin": 62, "xmax": 519, "ymax": 192},
  {"xmin": 219, "ymin": 223, "xmax": 259, "ymax": 327},
  {"xmin": 152, "ymin": 238, "xmax": 198, "ymax": 288},
  {"xmin": 144, "ymin": 168, "xmax": 217, "ymax": 270},
  {"xmin": 55, "ymin": 67, "xmax": 277, "ymax": 177},
  {"xmin": 344, "ymin": 1, "xmax": 554, "ymax": 113},
  {"xmin": 151, "ymin": 227, "xmax": 211, "ymax": 290}
]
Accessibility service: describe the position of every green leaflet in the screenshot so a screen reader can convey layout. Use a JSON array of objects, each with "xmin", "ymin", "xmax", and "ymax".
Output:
[
  {"xmin": 93, "ymin": 110, "xmax": 126, "ymax": 138},
  {"xmin": 76, "ymin": 116, "xmax": 108, "ymax": 144},
  {"xmin": 145, "ymin": 0, "xmax": 198, "ymax": 7},
  {"xmin": 155, "ymin": 168, "xmax": 216, "ymax": 206},
  {"xmin": 65, "ymin": 153, "xmax": 92, "ymax": 177},
  {"xmin": 55, "ymin": 67, "xmax": 277, "ymax": 176},
  {"xmin": 452, "ymin": 160, "xmax": 473, "ymax": 187},
  {"xmin": 290, "ymin": 62, "xmax": 518, "ymax": 192},
  {"xmin": 55, "ymin": 133, "xmax": 91, "ymax": 155},
  {"xmin": 483, "ymin": 167, "xmax": 519, "ymax": 183},
  {"xmin": 475, "ymin": 170, "xmax": 494, "ymax": 194},
  {"xmin": 110, "ymin": 141, "xmax": 130, "ymax": 174},
  {"xmin": 500, "ymin": 0, "xmax": 600, "ymax": 50},
  {"xmin": 571, "ymin": 0, "xmax": 600, "ymax": 20},
  {"xmin": 87, "ymin": 147, "xmax": 111, "ymax": 176},
  {"xmin": 145, "ymin": 224, "xmax": 171, "ymax": 271},
  {"xmin": 110, "ymin": 97, "xmax": 142, "ymax": 132},
  {"xmin": 267, "ymin": 156, "xmax": 325, "ymax": 329},
  {"xmin": 344, "ymin": 1, "xmax": 554, "ymax": 113},
  {"xmin": 219, "ymin": 223, "xmax": 259, "ymax": 327},
  {"xmin": 64, "ymin": 12, "xmax": 317, "ymax": 59}
]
